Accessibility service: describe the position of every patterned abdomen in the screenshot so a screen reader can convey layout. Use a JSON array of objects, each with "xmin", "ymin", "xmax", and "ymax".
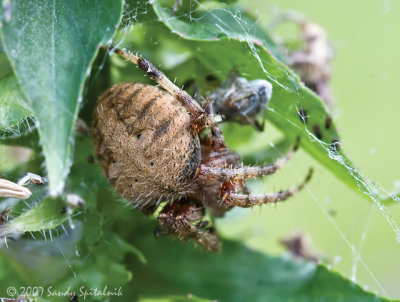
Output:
[{"xmin": 93, "ymin": 83, "xmax": 200, "ymax": 207}]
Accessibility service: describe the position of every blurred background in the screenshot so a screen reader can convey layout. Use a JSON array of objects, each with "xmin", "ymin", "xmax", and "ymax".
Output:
[{"xmin": 216, "ymin": 0, "xmax": 400, "ymax": 298}]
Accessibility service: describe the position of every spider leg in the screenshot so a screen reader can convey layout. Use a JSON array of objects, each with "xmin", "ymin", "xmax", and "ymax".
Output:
[
  {"xmin": 207, "ymin": 118, "xmax": 227, "ymax": 151},
  {"xmin": 223, "ymin": 168, "xmax": 313, "ymax": 208},
  {"xmin": 201, "ymin": 98, "xmax": 227, "ymax": 151},
  {"xmin": 156, "ymin": 201, "xmax": 220, "ymax": 252},
  {"xmin": 198, "ymin": 138, "xmax": 300, "ymax": 181},
  {"xmin": 109, "ymin": 47, "xmax": 206, "ymax": 128},
  {"xmin": 110, "ymin": 46, "xmax": 229, "ymax": 151}
]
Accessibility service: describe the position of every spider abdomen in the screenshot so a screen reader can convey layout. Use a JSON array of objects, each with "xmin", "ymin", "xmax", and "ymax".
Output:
[{"xmin": 93, "ymin": 82, "xmax": 201, "ymax": 206}]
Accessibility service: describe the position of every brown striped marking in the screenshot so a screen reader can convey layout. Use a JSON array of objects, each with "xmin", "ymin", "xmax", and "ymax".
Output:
[
  {"xmin": 152, "ymin": 119, "xmax": 172, "ymax": 141},
  {"xmin": 137, "ymin": 95, "xmax": 158, "ymax": 122}
]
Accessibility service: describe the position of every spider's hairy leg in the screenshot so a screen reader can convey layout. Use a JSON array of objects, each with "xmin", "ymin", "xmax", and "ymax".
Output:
[
  {"xmin": 108, "ymin": 46, "xmax": 207, "ymax": 128},
  {"xmin": 223, "ymin": 168, "xmax": 313, "ymax": 208},
  {"xmin": 198, "ymin": 138, "xmax": 301, "ymax": 181},
  {"xmin": 156, "ymin": 201, "xmax": 220, "ymax": 252},
  {"xmin": 203, "ymin": 100, "xmax": 227, "ymax": 151},
  {"xmin": 206, "ymin": 118, "xmax": 227, "ymax": 151}
]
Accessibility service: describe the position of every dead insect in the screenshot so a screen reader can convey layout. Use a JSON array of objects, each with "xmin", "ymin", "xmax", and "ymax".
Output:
[
  {"xmin": 0, "ymin": 173, "xmax": 46, "ymax": 199},
  {"xmin": 270, "ymin": 13, "xmax": 334, "ymax": 106},
  {"xmin": 65, "ymin": 193, "xmax": 85, "ymax": 208},
  {"xmin": 280, "ymin": 230, "xmax": 319, "ymax": 262},
  {"xmin": 288, "ymin": 19, "xmax": 334, "ymax": 106},
  {"xmin": 18, "ymin": 172, "xmax": 47, "ymax": 186},
  {"xmin": 206, "ymin": 72, "xmax": 273, "ymax": 131},
  {"xmin": 0, "ymin": 208, "xmax": 10, "ymax": 225},
  {"xmin": 92, "ymin": 47, "xmax": 313, "ymax": 252}
]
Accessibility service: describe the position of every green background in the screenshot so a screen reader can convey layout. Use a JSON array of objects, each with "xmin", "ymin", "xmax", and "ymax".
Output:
[{"xmin": 215, "ymin": 0, "xmax": 400, "ymax": 298}]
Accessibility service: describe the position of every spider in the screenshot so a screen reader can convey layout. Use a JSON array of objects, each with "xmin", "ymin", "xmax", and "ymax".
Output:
[{"xmin": 92, "ymin": 47, "xmax": 313, "ymax": 252}]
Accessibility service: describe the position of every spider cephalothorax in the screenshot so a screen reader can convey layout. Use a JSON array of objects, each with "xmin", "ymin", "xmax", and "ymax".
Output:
[{"xmin": 93, "ymin": 47, "xmax": 312, "ymax": 252}]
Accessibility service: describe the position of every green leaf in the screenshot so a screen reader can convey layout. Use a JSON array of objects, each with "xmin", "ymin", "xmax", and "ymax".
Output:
[
  {"xmin": 0, "ymin": 136, "xmax": 144, "ymax": 299},
  {"xmin": 0, "ymin": 74, "xmax": 38, "ymax": 147},
  {"xmin": 153, "ymin": 0, "xmax": 284, "ymax": 61},
  {"xmin": 0, "ymin": 197, "xmax": 68, "ymax": 237},
  {"xmin": 148, "ymin": 1, "xmax": 377, "ymax": 203},
  {"xmin": 0, "ymin": 135, "xmax": 98, "ymax": 239},
  {"xmin": 0, "ymin": 226, "xmax": 82, "ymax": 288},
  {"xmin": 0, "ymin": 132, "xmax": 391, "ymax": 301},
  {"xmin": 0, "ymin": 74, "xmax": 33, "ymax": 139},
  {"xmin": 0, "ymin": 52, "xmax": 13, "ymax": 78},
  {"xmin": 110, "ymin": 233, "xmax": 147, "ymax": 265},
  {"xmin": 241, "ymin": 136, "xmax": 294, "ymax": 165},
  {"xmin": 126, "ymin": 215, "xmax": 396, "ymax": 302},
  {"xmin": 0, "ymin": 0, "xmax": 123, "ymax": 195}
]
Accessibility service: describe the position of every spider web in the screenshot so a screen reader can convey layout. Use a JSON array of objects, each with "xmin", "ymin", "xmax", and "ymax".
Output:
[{"xmin": 104, "ymin": 0, "xmax": 400, "ymax": 298}]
